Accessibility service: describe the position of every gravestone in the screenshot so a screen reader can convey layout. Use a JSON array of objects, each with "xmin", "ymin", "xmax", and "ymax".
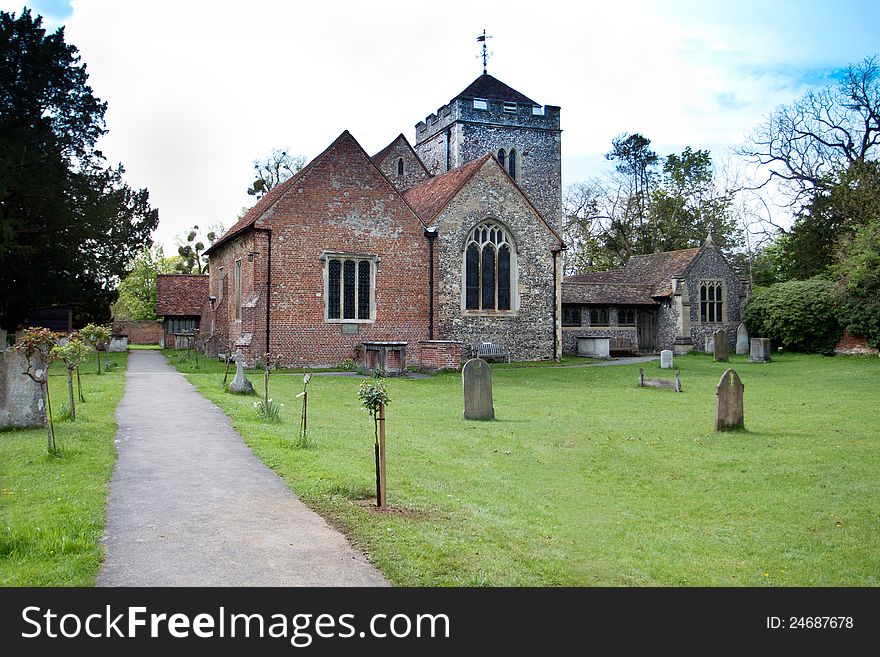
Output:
[
  {"xmin": 0, "ymin": 350, "xmax": 45, "ymax": 429},
  {"xmin": 748, "ymin": 338, "xmax": 771, "ymax": 363},
  {"xmin": 462, "ymin": 358, "xmax": 494, "ymax": 420},
  {"xmin": 735, "ymin": 323, "xmax": 749, "ymax": 355},
  {"xmin": 713, "ymin": 329, "xmax": 729, "ymax": 362},
  {"xmin": 706, "ymin": 335, "xmax": 715, "ymax": 354},
  {"xmin": 109, "ymin": 335, "xmax": 128, "ymax": 352},
  {"xmin": 715, "ymin": 368, "xmax": 744, "ymax": 431},
  {"xmin": 660, "ymin": 350, "xmax": 674, "ymax": 369},
  {"xmin": 228, "ymin": 349, "xmax": 254, "ymax": 394}
]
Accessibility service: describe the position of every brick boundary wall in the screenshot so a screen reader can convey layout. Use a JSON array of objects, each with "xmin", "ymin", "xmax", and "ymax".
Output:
[
  {"xmin": 835, "ymin": 331, "xmax": 879, "ymax": 356},
  {"xmin": 112, "ymin": 320, "xmax": 164, "ymax": 345},
  {"xmin": 418, "ymin": 340, "xmax": 463, "ymax": 371}
]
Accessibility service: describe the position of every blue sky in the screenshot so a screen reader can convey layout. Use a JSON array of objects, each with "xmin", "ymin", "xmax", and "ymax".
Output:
[{"xmin": 3, "ymin": 0, "xmax": 879, "ymax": 248}]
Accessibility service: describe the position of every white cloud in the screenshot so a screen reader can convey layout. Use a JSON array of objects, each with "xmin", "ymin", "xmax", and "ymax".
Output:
[{"xmin": 3, "ymin": 0, "xmax": 878, "ymax": 249}]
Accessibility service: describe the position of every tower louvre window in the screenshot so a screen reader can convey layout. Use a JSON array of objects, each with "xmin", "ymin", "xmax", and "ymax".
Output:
[
  {"xmin": 503, "ymin": 101, "xmax": 517, "ymax": 113},
  {"xmin": 473, "ymin": 98, "xmax": 488, "ymax": 110},
  {"xmin": 531, "ymin": 106, "xmax": 545, "ymax": 116},
  {"xmin": 463, "ymin": 221, "xmax": 515, "ymax": 312}
]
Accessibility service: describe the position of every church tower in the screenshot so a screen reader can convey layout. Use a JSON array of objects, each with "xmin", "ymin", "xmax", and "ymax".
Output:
[{"xmin": 413, "ymin": 73, "xmax": 562, "ymax": 231}]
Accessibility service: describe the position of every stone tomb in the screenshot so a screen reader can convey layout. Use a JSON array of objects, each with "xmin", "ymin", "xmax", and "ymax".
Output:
[
  {"xmin": 713, "ymin": 329, "xmax": 729, "ymax": 362},
  {"xmin": 748, "ymin": 338, "xmax": 771, "ymax": 363},
  {"xmin": 736, "ymin": 323, "xmax": 749, "ymax": 355},
  {"xmin": 715, "ymin": 368, "xmax": 744, "ymax": 431},
  {"xmin": 639, "ymin": 368, "xmax": 682, "ymax": 392},
  {"xmin": 660, "ymin": 349, "xmax": 674, "ymax": 369},
  {"xmin": 462, "ymin": 358, "xmax": 494, "ymax": 420},
  {"xmin": 228, "ymin": 349, "xmax": 255, "ymax": 394}
]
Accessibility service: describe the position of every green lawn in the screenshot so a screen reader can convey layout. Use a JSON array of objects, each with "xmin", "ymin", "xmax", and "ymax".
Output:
[
  {"xmin": 0, "ymin": 352, "xmax": 127, "ymax": 586},
  {"xmin": 170, "ymin": 351, "xmax": 880, "ymax": 586}
]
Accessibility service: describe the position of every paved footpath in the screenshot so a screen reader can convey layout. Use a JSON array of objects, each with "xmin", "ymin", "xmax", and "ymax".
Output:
[{"xmin": 98, "ymin": 350, "xmax": 388, "ymax": 587}]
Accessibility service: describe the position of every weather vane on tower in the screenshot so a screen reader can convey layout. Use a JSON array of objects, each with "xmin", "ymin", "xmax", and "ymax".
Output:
[{"xmin": 477, "ymin": 29, "xmax": 492, "ymax": 75}]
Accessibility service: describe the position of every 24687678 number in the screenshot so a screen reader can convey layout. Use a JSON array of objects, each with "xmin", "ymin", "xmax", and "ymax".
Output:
[{"xmin": 788, "ymin": 617, "xmax": 853, "ymax": 629}]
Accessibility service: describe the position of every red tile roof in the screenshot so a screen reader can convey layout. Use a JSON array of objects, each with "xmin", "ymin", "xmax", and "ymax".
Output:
[
  {"xmin": 156, "ymin": 275, "xmax": 208, "ymax": 317},
  {"xmin": 403, "ymin": 155, "xmax": 490, "ymax": 225},
  {"xmin": 455, "ymin": 74, "xmax": 539, "ymax": 106}
]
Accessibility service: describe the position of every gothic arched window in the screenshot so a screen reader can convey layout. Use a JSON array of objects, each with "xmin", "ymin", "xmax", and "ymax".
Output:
[
  {"xmin": 507, "ymin": 149, "xmax": 517, "ymax": 181},
  {"xmin": 397, "ymin": 157, "xmax": 404, "ymax": 176},
  {"xmin": 497, "ymin": 149, "xmax": 506, "ymax": 168},
  {"xmin": 464, "ymin": 221, "xmax": 514, "ymax": 312}
]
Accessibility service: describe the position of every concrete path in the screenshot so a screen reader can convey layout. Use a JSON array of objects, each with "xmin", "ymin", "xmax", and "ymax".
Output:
[{"xmin": 98, "ymin": 350, "xmax": 388, "ymax": 587}]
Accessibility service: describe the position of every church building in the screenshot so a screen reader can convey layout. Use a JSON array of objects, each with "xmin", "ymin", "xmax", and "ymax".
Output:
[{"xmin": 202, "ymin": 73, "xmax": 565, "ymax": 369}]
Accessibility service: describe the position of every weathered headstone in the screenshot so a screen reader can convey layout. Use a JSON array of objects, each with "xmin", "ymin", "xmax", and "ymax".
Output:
[
  {"xmin": 228, "ymin": 349, "xmax": 254, "ymax": 394},
  {"xmin": 735, "ymin": 323, "xmax": 749, "ymax": 355},
  {"xmin": 715, "ymin": 368, "xmax": 744, "ymax": 431},
  {"xmin": 462, "ymin": 358, "xmax": 494, "ymax": 420},
  {"xmin": 0, "ymin": 350, "xmax": 45, "ymax": 429},
  {"xmin": 706, "ymin": 334, "xmax": 715, "ymax": 354},
  {"xmin": 713, "ymin": 329, "xmax": 729, "ymax": 362},
  {"xmin": 748, "ymin": 338, "xmax": 771, "ymax": 363},
  {"xmin": 639, "ymin": 368, "xmax": 682, "ymax": 392},
  {"xmin": 109, "ymin": 335, "xmax": 128, "ymax": 352},
  {"xmin": 660, "ymin": 349, "xmax": 674, "ymax": 369}
]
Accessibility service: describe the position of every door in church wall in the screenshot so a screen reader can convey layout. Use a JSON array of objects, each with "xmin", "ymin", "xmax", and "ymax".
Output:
[{"xmin": 637, "ymin": 311, "xmax": 655, "ymax": 353}]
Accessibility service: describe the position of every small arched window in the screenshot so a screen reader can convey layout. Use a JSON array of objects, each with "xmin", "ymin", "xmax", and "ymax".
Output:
[
  {"xmin": 397, "ymin": 157, "xmax": 404, "ymax": 176},
  {"xmin": 464, "ymin": 221, "xmax": 514, "ymax": 312},
  {"xmin": 507, "ymin": 149, "xmax": 517, "ymax": 180},
  {"xmin": 497, "ymin": 149, "xmax": 506, "ymax": 168}
]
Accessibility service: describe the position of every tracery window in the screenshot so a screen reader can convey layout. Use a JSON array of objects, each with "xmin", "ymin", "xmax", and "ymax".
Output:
[
  {"xmin": 700, "ymin": 281, "xmax": 724, "ymax": 323},
  {"xmin": 464, "ymin": 221, "xmax": 514, "ymax": 312},
  {"xmin": 326, "ymin": 255, "xmax": 374, "ymax": 321}
]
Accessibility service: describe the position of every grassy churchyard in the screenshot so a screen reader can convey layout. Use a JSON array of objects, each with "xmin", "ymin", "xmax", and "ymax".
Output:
[
  {"xmin": 0, "ymin": 352, "xmax": 127, "ymax": 586},
  {"xmin": 167, "ymin": 351, "xmax": 880, "ymax": 587}
]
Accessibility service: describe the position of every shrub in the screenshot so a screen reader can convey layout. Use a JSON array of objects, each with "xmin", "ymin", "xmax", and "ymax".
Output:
[
  {"xmin": 743, "ymin": 278, "xmax": 841, "ymax": 354},
  {"xmin": 254, "ymin": 398, "xmax": 282, "ymax": 422}
]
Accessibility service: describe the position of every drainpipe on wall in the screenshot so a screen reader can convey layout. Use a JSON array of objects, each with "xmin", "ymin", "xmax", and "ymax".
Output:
[
  {"xmin": 551, "ymin": 246, "xmax": 565, "ymax": 361},
  {"xmin": 253, "ymin": 227, "xmax": 272, "ymax": 360},
  {"xmin": 425, "ymin": 226, "xmax": 438, "ymax": 340}
]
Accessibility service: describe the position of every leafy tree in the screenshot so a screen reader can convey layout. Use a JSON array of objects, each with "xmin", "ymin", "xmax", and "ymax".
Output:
[
  {"xmin": 79, "ymin": 323, "xmax": 111, "ymax": 375},
  {"xmin": 51, "ymin": 338, "xmax": 90, "ymax": 421},
  {"xmin": 650, "ymin": 147, "xmax": 736, "ymax": 251},
  {"xmin": 114, "ymin": 246, "xmax": 183, "ymax": 320},
  {"xmin": 247, "ymin": 148, "xmax": 306, "ymax": 198},
  {"xmin": 743, "ymin": 279, "xmax": 841, "ymax": 354},
  {"xmin": 12, "ymin": 327, "xmax": 59, "ymax": 451},
  {"xmin": 603, "ymin": 133, "xmax": 659, "ymax": 260},
  {"xmin": 174, "ymin": 224, "xmax": 223, "ymax": 274},
  {"xmin": 561, "ymin": 181, "xmax": 613, "ymax": 274},
  {"xmin": 0, "ymin": 9, "xmax": 158, "ymax": 329}
]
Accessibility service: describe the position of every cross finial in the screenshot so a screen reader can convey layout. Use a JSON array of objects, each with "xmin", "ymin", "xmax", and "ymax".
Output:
[{"xmin": 476, "ymin": 29, "xmax": 492, "ymax": 75}]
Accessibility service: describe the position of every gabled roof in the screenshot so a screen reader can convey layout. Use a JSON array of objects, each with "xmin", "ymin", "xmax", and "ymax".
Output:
[
  {"xmin": 562, "ymin": 282, "xmax": 658, "ymax": 306},
  {"xmin": 454, "ymin": 74, "xmax": 539, "ymax": 106},
  {"xmin": 207, "ymin": 131, "xmax": 425, "ymax": 256},
  {"xmin": 371, "ymin": 133, "xmax": 431, "ymax": 176},
  {"xmin": 156, "ymin": 275, "xmax": 208, "ymax": 317},
  {"xmin": 403, "ymin": 156, "xmax": 489, "ymax": 224}
]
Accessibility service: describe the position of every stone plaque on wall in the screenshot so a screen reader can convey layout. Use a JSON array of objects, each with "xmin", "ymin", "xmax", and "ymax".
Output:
[{"xmin": 342, "ymin": 324, "xmax": 359, "ymax": 335}]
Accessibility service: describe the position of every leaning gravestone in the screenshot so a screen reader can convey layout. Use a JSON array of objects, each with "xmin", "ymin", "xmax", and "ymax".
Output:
[
  {"xmin": 0, "ymin": 349, "xmax": 45, "ymax": 429},
  {"xmin": 462, "ymin": 358, "xmax": 494, "ymax": 420},
  {"xmin": 736, "ymin": 323, "xmax": 749, "ymax": 355},
  {"xmin": 660, "ymin": 350, "xmax": 674, "ymax": 369},
  {"xmin": 713, "ymin": 329, "xmax": 729, "ymax": 362},
  {"xmin": 228, "ymin": 349, "xmax": 255, "ymax": 394},
  {"xmin": 715, "ymin": 368, "xmax": 744, "ymax": 431},
  {"xmin": 748, "ymin": 338, "xmax": 771, "ymax": 363}
]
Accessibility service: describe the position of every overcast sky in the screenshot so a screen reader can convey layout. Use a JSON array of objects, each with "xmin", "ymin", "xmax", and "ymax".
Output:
[{"xmin": 6, "ymin": 0, "xmax": 880, "ymax": 250}]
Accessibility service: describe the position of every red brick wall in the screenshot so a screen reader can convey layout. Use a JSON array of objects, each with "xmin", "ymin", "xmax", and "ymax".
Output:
[
  {"xmin": 209, "ymin": 132, "xmax": 431, "ymax": 368},
  {"xmin": 112, "ymin": 320, "xmax": 164, "ymax": 344},
  {"xmin": 835, "ymin": 331, "xmax": 879, "ymax": 355},
  {"xmin": 418, "ymin": 340, "xmax": 463, "ymax": 371}
]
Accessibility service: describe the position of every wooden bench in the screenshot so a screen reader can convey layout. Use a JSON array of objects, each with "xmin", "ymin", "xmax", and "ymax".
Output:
[{"xmin": 471, "ymin": 341, "xmax": 511, "ymax": 363}]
